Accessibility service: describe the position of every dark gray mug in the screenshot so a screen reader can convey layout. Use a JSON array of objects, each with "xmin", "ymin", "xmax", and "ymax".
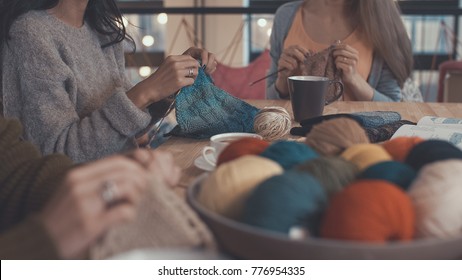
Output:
[{"xmin": 288, "ymin": 76, "xmax": 343, "ymax": 122}]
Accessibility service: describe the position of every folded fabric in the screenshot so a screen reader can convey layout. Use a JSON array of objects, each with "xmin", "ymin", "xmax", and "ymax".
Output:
[
  {"xmin": 364, "ymin": 120, "xmax": 416, "ymax": 143},
  {"xmin": 290, "ymin": 111, "xmax": 402, "ymax": 137},
  {"xmin": 167, "ymin": 67, "xmax": 259, "ymax": 139}
]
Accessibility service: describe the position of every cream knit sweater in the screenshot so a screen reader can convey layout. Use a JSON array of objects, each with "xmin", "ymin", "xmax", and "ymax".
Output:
[{"xmin": 2, "ymin": 11, "xmax": 154, "ymax": 163}]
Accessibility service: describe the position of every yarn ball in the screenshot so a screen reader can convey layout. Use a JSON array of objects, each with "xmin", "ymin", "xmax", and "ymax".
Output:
[
  {"xmin": 241, "ymin": 170, "xmax": 327, "ymax": 235},
  {"xmin": 198, "ymin": 155, "xmax": 283, "ymax": 219},
  {"xmin": 216, "ymin": 137, "xmax": 270, "ymax": 166},
  {"xmin": 321, "ymin": 180, "xmax": 415, "ymax": 242},
  {"xmin": 405, "ymin": 140, "xmax": 462, "ymax": 171},
  {"xmin": 359, "ymin": 161, "xmax": 417, "ymax": 191},
  {"xmin": 296, "ymin": 156, "xmax": 359, "ymax": 197},
  {"xmin": 254, "ymin": 106, "xmax": 292, "ymax": 141},
  {"xmin": 382, "ymin": 136, "xmax": 424, "ymax": 162},
  {"xmin": 260, "ymin": 140, "xmax": 318, "ymax": 170},
  {"xmin": 340, "ymin": 144, "xmax": 392, "ymax": 171},
  {"xmin": 409, "ymin": 160, "xmax": 462, "ymax": 238},
  {"xmin": 305, "ymin": 117, "xmax": 370, "ymax": 155}
]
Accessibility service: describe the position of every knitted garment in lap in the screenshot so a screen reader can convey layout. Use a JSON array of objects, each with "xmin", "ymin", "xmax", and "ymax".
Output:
[
  {"xmin": 299, "ymin": 45, "xmax": 341, "ymax": 102},
  {"xmin": 168, "ymin": 67, "xmax": 259, "ymax": 139},
  {"xmin": 90, "ymin": 179, "xmax": 216, "ymax": 259}
]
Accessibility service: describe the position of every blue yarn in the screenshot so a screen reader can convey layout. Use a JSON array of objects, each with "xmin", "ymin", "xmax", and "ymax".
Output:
[
  {"xmin": 168, "ymin": 67, "xmax": 259, "ymax": 139},
  {"xmin": 260, "ymin": 141, "xmax": 318, "ymax": 170},
  {"xmin": 359, "ymin": 161, "xmax": 417, "ymax": 191},
  {"xmin": 405, "ymin": 140, "xmax": 462, "ymax": 171},
  {"xmin": 241, "ymin": 170, "xmax": 328, "ymax": 235}
]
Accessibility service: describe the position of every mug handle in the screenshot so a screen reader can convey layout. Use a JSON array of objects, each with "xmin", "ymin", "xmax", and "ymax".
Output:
[
  {"xmin": 202, "ymin": 146, "xmax": 217, "ymax": 166},
  {"xmin": 325, "ymin": 80, "xmax": 344, "ymax": 105}
]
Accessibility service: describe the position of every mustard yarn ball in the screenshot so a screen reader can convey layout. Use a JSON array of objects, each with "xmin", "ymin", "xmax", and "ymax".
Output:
[{"xmin": 341, "ymin": 144, "xmax": 392, "ymax": 171}]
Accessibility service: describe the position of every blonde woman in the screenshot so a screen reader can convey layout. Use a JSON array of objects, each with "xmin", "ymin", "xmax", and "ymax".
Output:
[{"xmin": 266, "ymin": 0, "xmax": 413, "ymax": 101}]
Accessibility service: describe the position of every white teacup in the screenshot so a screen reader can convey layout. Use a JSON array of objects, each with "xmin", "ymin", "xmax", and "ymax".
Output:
[{"xmin": 201, "ymin": 132, "xmax": 263, "ymax": 167}]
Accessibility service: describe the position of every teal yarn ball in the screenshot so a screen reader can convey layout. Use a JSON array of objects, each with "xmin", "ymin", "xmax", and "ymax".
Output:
[
  {"xmin": 260, "ymin": 141, "xmax": 319, "ymax": 170},
  {"xmin": 241, "ymin": 170, "xmax": 328, "ymax": 235},
  {"xmin": 359, "ymin": 161, "xmax": 417, "ymax": 191}
]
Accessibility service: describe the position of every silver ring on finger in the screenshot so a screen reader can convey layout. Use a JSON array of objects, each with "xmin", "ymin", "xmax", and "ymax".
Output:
[
  {"xmin": 101, "ymin": 180, "xmax": 119, "ymax": 207},
  {"xmin": 187, "ymin": 67, "xmax": 194, "ymax": 78}
]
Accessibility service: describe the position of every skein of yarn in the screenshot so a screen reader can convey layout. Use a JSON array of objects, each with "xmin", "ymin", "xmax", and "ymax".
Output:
[
  {"xmin": 260, "ymin": 140, "xmax": 318, "ymax": 169},
  {"xmin": 241, "ymin": 170, "xmax": 327, "ymax": 235},
  {"xmin": 321, "ymin": 180, "xmax": 415, "ymax": 242},
  {"xmin": 305, "ymin": 117, "xmax": 370, "ymax": 155},
  {"xmin": 409, "ymin": 160, "xmax": 462, "ymax": 238},
  {"xmin": 341, "ymin": 144, "xmax": 392, "ymax": 171},
  {"xmin": 359, "ymin": 161, "xmax": 417, "ymax": 191},
  {"xmin": 254, "ymin": 106, "xmax": 292, "ymax": 141},
  {"xmin": 296, "ymin": 156, "xmax": 358, "ymax": 197},
  {"xmin": 382, "ymin": 137, "xmax": 424, "ymax": 162},
  {"xmin": 217, "ymin": 137, "xmax": 270, "ymax": 166},
  {"xmin": 405, "ymin": 140, "xmax": 462, "ymax": 171},
  {"xmin": 198, "ymin": 155, "xmax": 283, "ymax": 219}
]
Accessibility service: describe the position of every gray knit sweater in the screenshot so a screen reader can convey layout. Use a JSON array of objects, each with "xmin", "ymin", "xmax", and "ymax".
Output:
[{"xmin": 2, "ymin": 11, "xmax": 153, "ymax": 163}]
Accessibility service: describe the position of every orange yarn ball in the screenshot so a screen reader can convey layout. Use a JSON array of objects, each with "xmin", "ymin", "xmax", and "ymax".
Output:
[
  {"xmin": 217, "ymin": 137, "xmax": 270, "ymax": 166},
  {"xmin": 321, "ymin": 180, "xmax": 415, "ymax": 243},
  {"xmin": 382, "ymin": 137, "xmax": 424, "ymax": 162}
]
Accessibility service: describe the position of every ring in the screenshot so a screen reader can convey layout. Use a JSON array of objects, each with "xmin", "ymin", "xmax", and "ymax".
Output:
[
  {"xmin": 343, "ymin": 57, "xmax": 347, "ymax": 62},
  {"xmin": 187, "ymin": 68, "xmax": 194, "ymax": 78},
  {"xmin": 101, "ymin": 180, "xmax": 119, "ymax": 206}
]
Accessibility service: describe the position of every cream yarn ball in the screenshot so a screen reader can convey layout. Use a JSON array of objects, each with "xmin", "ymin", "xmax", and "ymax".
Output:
[
  {"xmin": 254, "ymin": 106, "xmax": 292, "ymax": 141},
  {"xmin": 409, "ymin": 159, "xmax": 462, "ymax": 238},
  {"xmin": 198, "ymin": 155, "xmax": 283, "ymax": 219}
]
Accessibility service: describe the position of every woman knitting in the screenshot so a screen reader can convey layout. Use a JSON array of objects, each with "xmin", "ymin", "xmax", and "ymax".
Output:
[
  {"xmin": 266, "ymin": 0, "xmax": 413, "ymax": 102},
  {"xmin": 0, "ymin": 116, "xmax": 182, "ymax": 259},
  {"xmin": 1, "ymin": 0, "xmax": 217, "ymax": 163}
]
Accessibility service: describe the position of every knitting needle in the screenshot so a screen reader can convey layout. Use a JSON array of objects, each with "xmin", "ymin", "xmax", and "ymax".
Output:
[{"xmin": 248, "ymin": 69, "xmax": 284, "ymax": 87}]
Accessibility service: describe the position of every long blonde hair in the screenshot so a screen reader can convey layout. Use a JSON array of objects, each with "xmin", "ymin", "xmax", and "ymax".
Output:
[{"xmin": 352, "ymin": 0, "xmax": 413, "ymax": 87}]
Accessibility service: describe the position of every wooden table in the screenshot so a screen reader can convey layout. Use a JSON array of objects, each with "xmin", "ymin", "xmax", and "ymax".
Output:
[{"xmin": 158, "ymin": 100, "xmax": 462, "ymax": 191}]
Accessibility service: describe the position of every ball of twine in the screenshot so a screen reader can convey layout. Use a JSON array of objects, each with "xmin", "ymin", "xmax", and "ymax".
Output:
[{"xmin": 254, "ymin": 106, "xmax": 292, "ymax": 141}]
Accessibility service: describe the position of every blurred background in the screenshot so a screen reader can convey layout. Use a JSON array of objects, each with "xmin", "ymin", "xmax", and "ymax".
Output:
[{"xmin": 117, "ymin": 0, "xmax": 462, "ymax": 102}]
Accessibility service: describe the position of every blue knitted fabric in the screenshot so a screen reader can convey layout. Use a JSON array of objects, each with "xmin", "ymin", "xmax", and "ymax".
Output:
[{"xmin": 167, "ymin": 67, "xmax": 259, "ymax": 139}]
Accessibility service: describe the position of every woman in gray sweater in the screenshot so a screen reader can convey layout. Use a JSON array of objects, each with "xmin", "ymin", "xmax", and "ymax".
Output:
[{"xmin": 1, "ymin": 0, "xmax": 217, "ymax": 163}]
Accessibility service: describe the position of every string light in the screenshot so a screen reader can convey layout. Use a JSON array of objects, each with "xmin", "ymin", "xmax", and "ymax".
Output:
[
  {"xmin": 139, "ymin": 66, "xmax": 152, "ymax": 77},
  {"xmin": 257, "ymin": 18, "xmax": 267, "ymax": 28},
  {"xmin": 142, "ymin": 35, "xmax": 155, "ymax": 47},
  {"xmin": 157, "ymin": 13, "xmax": 168, "ymax": 25}
]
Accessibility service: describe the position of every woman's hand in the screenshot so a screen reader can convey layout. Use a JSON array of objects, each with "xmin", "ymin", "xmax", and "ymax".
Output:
[
  {"xmin": 183, "ymin": 47, "xmax": 217, "ymax": 74},
  {"xmin": 333, "ymin": 44, "xmax": 374, "ymax": 100},
  {"xmin": 39, "ymin": 155, "xmax": 151, "ymax": 259},
  {"xmin": 275, "ymin": 45, "xmax": 308, "ymax": 96},
  {"xmin": 126, "ymin": 149, "xmax": 181, "ymax": 188},
  {"xmin": 127, "ymin": 55, "xmax": 200, "ymax": 109},
  {"xmin": 333, "ymin": 44, "xmax": 361, "ymax": 84},
  {"xmin": 127, "ymin": 48, "xmax": 217, "ymax": 110}
]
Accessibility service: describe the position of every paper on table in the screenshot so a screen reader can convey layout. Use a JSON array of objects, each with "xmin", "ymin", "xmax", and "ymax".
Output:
[
  {"xmin": 391, "ymin": 124, "xmax": 462, "ymax": 149},
  {"xmin": 417, "ymin": 116, "xmax": 462, "ymax": 131}
]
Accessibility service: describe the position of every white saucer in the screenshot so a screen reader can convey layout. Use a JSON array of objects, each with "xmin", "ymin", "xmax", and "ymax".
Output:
[{"xmin": 194, "ymin": 155, "xmax": 215, "ymax": 172}]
